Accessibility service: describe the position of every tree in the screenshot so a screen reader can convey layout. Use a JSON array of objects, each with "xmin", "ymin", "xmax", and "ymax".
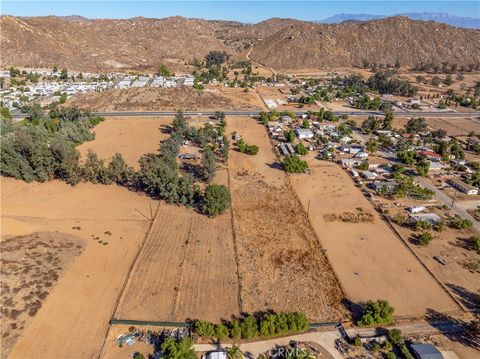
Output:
[
  {"xmin": 201, "ymin": 149, "xmax": 216, "ymax": 183},
  {"xmin": 416, "ymin": 160, "xmax": 430, "ymax": 177},
  {"xmin": 405, "ymin": 118, "xmax": 427, "ymax": 133},
  {"xmin": 283, "ymin": 155, "xmax": 308, "ymax": 173},
  {"xmin": 157, "ymin": 64, "xmax": 171, "ymax": 77},
  {"xmin": 195, "ymin": 320, "xmax": 216, "ymax": 337},
  {"xmin": 240, "ymin": 315, "xmax": 259, "ymax": 339},
  {"xmin": 295, "ymin": 143, "xmax": 308, "ymax": 155},
  {"xmin": 383, "ymin": 112, "xmax": 394, "ymax": 130},
  {"xmin": 246, "ymin": 144, "xmax": 259, "ymax": 155},
  {"xmin": 215, "ymin": 323, "xmax": 230, "ymax": 340},
  {"xmin": 302, "ymin": 119, "xmax": 310, "ymax": 128},
  {"xmin": 362, "ymin": 116, "xmax": 381, "ymax": 134},
  {"xmin": 160, "ymin": 337, "xmax": 195, "ymax": 359},
  {"xmin": 285, "ymin": 130, "xmax": 295, "ymax": 143},
  {"xmin": 172, "ymin": 110, "xmax": 189, "ymax": 140},
  {"xmin": 365, "ymin": 139, "xmax": 378, "ymax": 154},
  {"xmin": 221, "ymin": 135, "xmax": 230, "ymax": 163},
  {"xmin": 227, "ymin": 344, "xmax": 243, "ymax": 359},
  {"xmin": 0, "ymin": 107, "xmax": 12, "ymax": 120},
  {"xmin": 202, "ymin": 184, "xmax": 231, "ymax": 216},
  {"xmin": 417, "ymin": 231, "xmax": 433, "ymax": 246},
  {"xmin": 230, "ymin": 320, "xmax": 242, "ymax": 340},
  {"xmin": 357, "ymin": 300, "xmax": 395, "ymax": 326},
  {"xmin": 59, "ymin": 68, "xmax": 69, "ymax": 81},
  {"xmin": 108, "ymin": 153, "xmax": 134, "ymax": 185},
  {"xmin": 205, "ymin": 51, "xmax": 228, "ymax": 68}
]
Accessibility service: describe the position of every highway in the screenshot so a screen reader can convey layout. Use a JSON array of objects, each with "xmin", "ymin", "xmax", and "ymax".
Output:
[{"xmin": 12, "ymin": 110, "xmax": 480, "ymax": 119}]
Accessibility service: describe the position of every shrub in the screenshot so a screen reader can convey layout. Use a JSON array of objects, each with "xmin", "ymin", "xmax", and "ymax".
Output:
[
  {"xmin": 195, "ymin": 320, "xmax": 215, "ymax": 337},
  {"xmin": 160, "ymin": 337, "xmax": 195, "ymax": 359},
  {"xmin": 353, "ymin": 336, "xmax": 362, "ymax": 346},
  {"xmin": 283, "ymin": 155, "xmax": 308, "ymax": 173},
  {"xmin": 388, "ymin": 329, "xmax": 403, "ymax": 345},
  {"xmin": 417, "ymin": 232, "xmax": 433, "ymax": 246},
  {"xmin": 449, "ymin": 216, "xmax": 473, "ymax": 230},
  {"xmin": 230, "ymin": 320, "xmax": 242, "ymax": 340},
  {"xmin": 468, "ymin": 235, "xmax": 480, "ymax": 252},
  {"xmin": 295, "ymin": 143, "xmax": 308, "ymax": 156},
  {"xmin": 357, "ymin": 300, "xmax": 394, "ymax": 326},
  {"xmin": 241, "ymin": 315, "xmax": 259, "ymax": 339},
  {"xmin": 246, "ymin": 144, "xmax": 259, "ymax": 155},
  {"xmin": 382, "ymin": 340, "xmax": 393, "ymax": 352},
  {"xmin": 215, "ymin": 323, "xmax": 229, "ymax": 340},
  {"xmin": 202, "ymin": 184, "xmax": 231, "ymax": 216}
]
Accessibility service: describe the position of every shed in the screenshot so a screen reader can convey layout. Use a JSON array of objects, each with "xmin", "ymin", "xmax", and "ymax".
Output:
[
  {"xmin": 295, "ymin": 128, "xmax": 314, "ymax": 139},
  {"xmin": 204, "ymin": 351, "xmax": 227, "ymax": 359},
  {"xmin": 410, "ymin": 343, "xmax": 444, "ymax": 359}
]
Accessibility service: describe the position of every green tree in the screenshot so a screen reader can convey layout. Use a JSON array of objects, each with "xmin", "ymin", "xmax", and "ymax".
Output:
[
  {"xmin": 59, "ymin": 68, "xmax": 69, "ymax": 81},
  {"xmin": 158, "ymin": 64, "xmax": 171, "ymax": 77},
  {"xmin": 202, "ymin": 184, "xmax": 231, "ymax": 216},
  {"xmin": 230, "ymin": 320, "xmax": 242, "ymax": 340},
  {"xmin": 417, "ymin": 231, "xmax": 433, "ymax": 246},
  {"xmin": 365, "ymin": 139, "xmax": 378, "ymax": 154},
  {"xmin": 201, "ymin": 149, "xmax": 216, "ymax": 183},
  {"xmin": 357, "ymin": 300, "xmax": 395, "ymax": 326},
  {"xmin": 195, "ymin": 320, "xmax": 216, "ymax": 337},
  {"xmin": 227, "ymin": 344, "xmax": 243, "ymax": 359},
  {"xmin": 215, "ymin": 323, "xmax": 230, "ymax": 340},
  {"xmin": 285, "ymin": 130, "xmax": 295, "ymax": 143},
  {"xmin": 221, "ymin": 135, "xmax": 230, "ymax": 163},
  {"xmin": 416, "ymin": 160, "xmax": 430, "ymax": 177},
  {"xmin": 240, "ymin": 315, "xmax": 259, "ymax": 339},
  {"xmin": 160, "ymin": 337, "xmax": 196, "ymax": 359},
  {"xmin": 108, "ymin": 153, "xmax": 134, "ymax": 185},
  {"xmin": 295, "ymin": 143, "xmax": 308, "ymax": 156},
  {"xmin": 405, "ymin": 118, "xmax": 427, "ymax": 133},
  {"xmin": 283, "ymin": 155, "xmax": 308, "ymax": 173}
]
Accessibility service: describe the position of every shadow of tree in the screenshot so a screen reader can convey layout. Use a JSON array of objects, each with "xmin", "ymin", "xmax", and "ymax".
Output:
[
  {"xmin": 424, "ymin": 308, "xmax": 480, "ymax": 351},
  {"xmin": 445, "ymin": 283, "xmax": 480, "ymax": 311}
]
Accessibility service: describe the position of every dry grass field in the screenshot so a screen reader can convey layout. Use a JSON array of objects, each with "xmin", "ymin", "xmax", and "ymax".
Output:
[
  {"xmin": 0, "ymin": 232, "xmax": 84, "ymax": 359},
  {"xmin": 115, "ymin": 169, "xmax": 240, "ymax": 323},
  {"xmin": 392, "ymin": 117, "xmax": 480, "ymax": 137},
  {"xmin": 1, "ymin": 178, "xmax": 154, "ymax": 359},
  {"xmin": 77, "ymin": 117, "xmax": 172, "ymax": 169},
  {"xmin": 289, "ymin": 159, "xmax": 459, "ymax": 317},
  {"xmin": 227, "ymin": 116, "xmax": 347, "ymax": 322}
]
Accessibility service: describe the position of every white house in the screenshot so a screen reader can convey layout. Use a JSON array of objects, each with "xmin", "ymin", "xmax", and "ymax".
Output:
[{"xmin": 295, "ymin": 128, "xmax": 314, "ymax": 139}]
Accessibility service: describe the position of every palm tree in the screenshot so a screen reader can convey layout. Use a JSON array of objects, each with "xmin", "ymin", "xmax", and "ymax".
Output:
[{"xmin": 226, "ymin": 344, "xmax": 243, "ymax": 359}]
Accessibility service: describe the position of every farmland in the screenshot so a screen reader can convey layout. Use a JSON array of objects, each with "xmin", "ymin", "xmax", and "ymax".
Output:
[
  {"xmin": 227, "ymin": 116, "xmax": 347, "ymax": 321},
  {"xmin": 289, "ymin": 159, "xmax": 459, "ymax": 316}
]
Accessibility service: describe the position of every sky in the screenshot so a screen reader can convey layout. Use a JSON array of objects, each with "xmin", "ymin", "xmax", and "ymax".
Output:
[{"xmin": 1, "ymin": 1, "xmax": 479, "ymax": 23}]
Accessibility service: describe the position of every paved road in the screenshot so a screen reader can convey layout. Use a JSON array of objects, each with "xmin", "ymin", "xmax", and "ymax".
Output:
[
  {"xmin": 12, "ymin": 110, "xmax": 480, "ymax": 119},
  {"xmin": 415, "ymin": 177, "xmax": 480, "ymax": 232}
]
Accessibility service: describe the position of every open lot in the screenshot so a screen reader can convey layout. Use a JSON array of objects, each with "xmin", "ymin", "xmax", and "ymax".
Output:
[
  {"xmin": 0, "ymin": 232, "xmax": 84, "ymax": 359},
  {"xmin": 114, "ymin": 176, "xmax": 240, "ymax": 323},
  {"xmin": 392, "ymin": 117, "xmax": 480, "ymax": 137},
  {"xmin": 77, "ymin": 117, "xmax": 172, "ymax": 169},
  {"xmin": 227, "ymin": 116, "xmax": 347, "ymax": 322},
  {"xmin": 1, "ymin": 178, "xmax": 154, "ymax": 359},
  {"xmin": 289, "ymin": 159, "xmax": 459, "ymax": 317}
]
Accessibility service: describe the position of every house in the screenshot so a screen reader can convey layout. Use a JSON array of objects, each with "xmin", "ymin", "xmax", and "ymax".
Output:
[
  {"xmin": 409, "ymin": 343, "xmax": 444, "ymax": 359},
  {"xmin": 280, "ymin": 115, "xmax": 294, "ymax": 123},
  {"xmin": 341, "ymin": 158, "xmax": 361, "ymax": 168},
  {"xmin": 340, "ymin": 136, "xmax": 352, "ymax": 144},
  {"xmin": 410, "ymin": 213, "xmax": 442, "ymax": 225},
  {"xmin": 339, "ymin": 145, "xmax": 363, "ymax": 154},
  {"xmin": 356, "ymin": 151, "xmax": 369, "ymax": 160},
  {"xmin": 410, "ymin": 99, "xmax": 422, "ymax": 106},
  {"xmin": 448, "ymin": 179, "xmax": 479, "ymax": 195},
  {"xmin": 428, "ymin": 161, "xmax": 447, "ymax": 172},
  {"xmin": 360, "ymin": 171, "xmax": 378, "ymax": 180},
  {"xmin": 418, "ymin": 150, "xmax": 441, "ymax": 162},
  {"xmin": 295, "ymin": 128, "xmax": 314, "ymax": 139},
  {"xmin": 372, "ymin": 181, "xmax": 398, "ymax": 193}
]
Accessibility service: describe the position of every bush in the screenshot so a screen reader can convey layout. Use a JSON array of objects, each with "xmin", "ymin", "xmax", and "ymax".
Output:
[
  {"xmin": 160, "ymin": 337, "xmax": 195, "ymax": 359},
  {"xmin": 246, "ymin": 144, "xmax": 259, "ymax": 155},
  {"xmin": 295, "ymin": 143, "xmax": 308, "ymax": 156},
  {"xmin": 449, "ymin": 216, "xmax": 473, "ymax": 230},
  {"xmin": 417, "ymin": 231, "xmax": 433, "ymax": 246},
  {"xmin": 195, "ymin": 320, "xmax": 215, "ymax": 337},
  {"xmin": 230, "ymin": 320, "xmax": 242, "ymax": 340},
  {"xmin": 240, "ymin": 315, "xmax": 259, "ymax": 339},
  {"xmin": 382, "ymin": 340, "xmax": 393, "ymax": 352},
  {"xmin": 283, "ymin": 155, "xmax": 308, "ymax": 173},
  {"xmin": 215, "ymin": 323, "xmax": 229, "ymax": 340},
  {"xmin": 388, "ymin": 329, "xmax": 403, "ymax": 345},
  {"xmin": 357, "ymin": 300, "xmax": 395, "ymax": 326},
  {"xmin": 202, "ymin": 184, "xmax": 231, "ymax": 216},
  {"xmin": 353, "ymin": 335, "xmax": 362, "ymax": 346}
]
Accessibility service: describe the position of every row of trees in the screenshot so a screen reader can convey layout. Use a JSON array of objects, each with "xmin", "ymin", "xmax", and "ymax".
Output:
[{"xmin": 194, "ymin": 312, "xmax": 309, "ymax": 340}]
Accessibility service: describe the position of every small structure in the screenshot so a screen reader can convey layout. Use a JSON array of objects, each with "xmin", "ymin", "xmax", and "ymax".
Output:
[
  {"xmin": 372, "ymin": 181, "xmax": 398, "ymax": 193},
  {"xmin": 286, "ymin": 143, "xmax": 296, "ymax": 155},
  {"xmin": 410, "ymin": 213, "xmax": 442, "ymax": 225},
  {"xmin": 361, "ymin": 171, "xmax": 378, "ymax": 180},
  {"xmin": 418, "ymin": 150, "xmax": 441, "ymax": 162},
  {"xmin": 179, "ymin": 153, "xmax": 197, "ymax": 160},
  {"xmin": 448, "ymin": 179, "xmax": 478, "ymax": 195},
  {"xmin": 203, "ymin": 351, "xmax": 227, "ymax": 359},
  {"xmin": 409, "ymin": 206, "xmax": 426, "ymax": 213},
  {"xmin": 279, "ymin": 143, "xmax": 289, "ymax": 156},
  {"xmin": 295, "ymin": 128, "xmax": 314, "ymax": 139},
  {"xmin": 409, "ymin": 343, "xmax": 444, "ymax": 359},
  {"xmin": 428, "ymin": 161, "xmax": 447, "ymax": 172}
]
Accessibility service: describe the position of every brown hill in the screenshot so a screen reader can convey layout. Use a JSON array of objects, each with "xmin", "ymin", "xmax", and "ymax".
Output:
[
  {"xmin": 1, "ymin": 15, "xmax": 479, "ymax": 72},
  {"xmin": 250, "ymin": 16, "xmax": 480, "ymax": 70}
]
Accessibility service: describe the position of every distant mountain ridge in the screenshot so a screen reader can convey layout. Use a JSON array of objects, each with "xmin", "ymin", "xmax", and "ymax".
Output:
[
  {"xmin": 319, "ymin": 12, "xmax": 480, "ymax": 29},
  {"xmin": 1, "ymin": 15, "xmax": 479, "ymax": 71}
]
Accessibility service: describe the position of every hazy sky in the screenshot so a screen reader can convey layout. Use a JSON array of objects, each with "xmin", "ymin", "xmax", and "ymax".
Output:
[{"xmin": 2, "ymin": 1, "xmax": 479, "ymax": 22}]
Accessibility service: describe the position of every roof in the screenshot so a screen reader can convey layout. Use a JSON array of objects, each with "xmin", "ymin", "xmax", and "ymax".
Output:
[
  {"xmin": 205, "ymin": 351, "xmax": 227, "ymax": 359},
  {"xmin": 419, "ymin": 150, "xmax": 441, "ymax": 158},
  {"xmin": 410, "ymin": 343, "xmax": 443, "ymax": 359}
]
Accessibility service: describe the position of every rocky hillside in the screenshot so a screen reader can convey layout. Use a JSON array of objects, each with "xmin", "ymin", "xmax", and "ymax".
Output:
[{"xmin": 1, "ymin": 15, "xmax": 479, "ymax": 72}]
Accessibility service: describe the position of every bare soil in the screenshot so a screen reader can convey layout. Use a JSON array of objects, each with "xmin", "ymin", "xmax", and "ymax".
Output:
[
  {"xmin": 115, "ymin": 169, "xmax": 240, "ymax": 323},
  {"xmin": 227, "ymin": 116, "xmax": 347, "ymax": 321},
  {"xmin": 77, "ymin": 117, "xmax": 173, "ymax": 169},
  {"xmin": 0, "ymin": 232, "xmax": 84, "ymax": 359},
  {"xmin": 289, "ymin": 159, "xmax": 459, "ymax": 316},
  {"xmin": 1, "ymin": 178, "xmax": 154, "ymax": 359}
]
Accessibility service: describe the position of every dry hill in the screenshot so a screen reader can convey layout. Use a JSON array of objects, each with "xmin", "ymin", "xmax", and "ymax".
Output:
[{"xmin": 1, "ymin": 15, "xmax": 479, "ymax": 72}]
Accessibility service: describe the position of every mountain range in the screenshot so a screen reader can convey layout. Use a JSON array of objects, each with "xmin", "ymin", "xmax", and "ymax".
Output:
[
  {"xmin": 319, "ymin": 12, "xmax": 480, "ymax": 29},
  {"xmin": 1, "ymin": 15, "xmax": 479, "ymax": 72}
]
